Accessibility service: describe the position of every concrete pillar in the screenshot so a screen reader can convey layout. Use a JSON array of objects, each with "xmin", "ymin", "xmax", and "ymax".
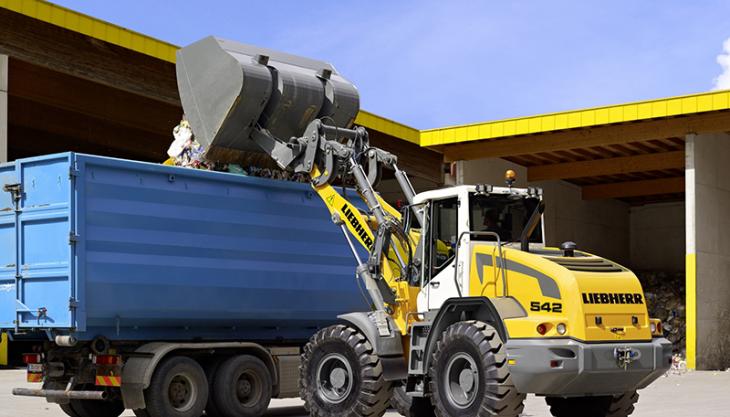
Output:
[
  {"xmin": 0, "ymin": 54, "xmax": 6, "ymax": 163},
  {"xmin": 685, "ymin": 133, "xmax": 730, "ymax": 370}
]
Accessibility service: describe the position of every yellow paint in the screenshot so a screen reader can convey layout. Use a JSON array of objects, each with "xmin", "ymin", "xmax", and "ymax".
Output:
[
  {"xmin": 686, "ymin": 253, "xmax": 696, "ymax": 369},
  {"xmin": 1, "ymin": 2, "xmax": 728, "ymax": 148},
  {"xmin": 470, "ymin": 246, "xmax": 652, "ymax": 341},
  {"xmin": 354, "ymin": 111, "xmax": 420, "ymax": 144},
  {"xmin": 0, "ymin": 0, "xmax": 178, "ymax": 62},
  {"xmin": 0, "ymin": 1, "xmax": 415, "ymax": 144},
  {"xmin": 420, "ymin": 90, "xmax": 730, "ymax": 147},
  {"xmin": 310, "ymin": 166, "xmax": 417, "ymax": 335},
  {"xmin": 0, "ymin": 332, "xmax": 7, "ymax": 366}
]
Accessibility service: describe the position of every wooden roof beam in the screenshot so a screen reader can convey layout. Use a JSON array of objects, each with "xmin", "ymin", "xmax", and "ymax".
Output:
[
  {"xmin": 528, "ymin": 150, "xmax": 684, "ymax": 181},
  {"xmin": 435, "ymin": 111, "xmax": 730, "ymax": 161},
  {"xmin": 581, "ymin": 176, "xmax": 685, "ymax": 200}
]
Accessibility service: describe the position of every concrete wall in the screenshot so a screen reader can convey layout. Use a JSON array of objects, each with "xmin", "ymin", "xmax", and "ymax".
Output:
[
  {"xmin": 630, "ymin": 202, "xmax": 685, "ymax": 272},
  {"xmin": 538, "ymin": 180, "xmax": 630, "ymax": 265},
  {"xmin": 457, "ymin": 158, "xmax": 630, "ymax": 265},
  {"xmin": 687, "ymin": 133, "xmax": 730, "ymax": 370}
]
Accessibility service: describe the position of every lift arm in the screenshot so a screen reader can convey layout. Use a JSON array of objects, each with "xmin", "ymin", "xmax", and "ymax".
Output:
[{"xmin": 175, "ymin": 36, "xmax": 421, "ymax": 335}]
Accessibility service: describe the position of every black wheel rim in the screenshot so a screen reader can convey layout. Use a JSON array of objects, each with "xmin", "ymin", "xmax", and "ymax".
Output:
[
  {"xmin": 316, "ymin": 353, "xmax": 354, "ymax": 404},
  {"xmin": 168, "ymin": 373, "xmax": 197, "ymax": 412},
  {"xmin": 236, "ymin": 369, "xmax": 263, "ymax": 407},
  {"xmin": 444, "ymin": 353, "xmax": 479, "ymax": 409}
]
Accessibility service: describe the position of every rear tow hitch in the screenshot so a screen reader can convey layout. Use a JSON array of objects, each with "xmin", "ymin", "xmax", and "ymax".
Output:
[{"xmin": 614, "ymin": 347, "xmax": 641, "ymax": 370}]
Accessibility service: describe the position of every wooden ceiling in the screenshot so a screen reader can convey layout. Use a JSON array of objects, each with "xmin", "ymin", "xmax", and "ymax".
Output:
[
  {"xmin": 433, "ymin": 109, "xmax": 730, "ymax": 204},
  {"xmin": 506, "ymin": 136, "xmax": 686, "ymax": 204}
]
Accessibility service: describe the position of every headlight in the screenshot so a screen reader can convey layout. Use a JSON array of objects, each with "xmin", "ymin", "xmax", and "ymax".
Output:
[
  {"xmin": 650, "ymin": 323, "xmax": 657, "ymax": 333},
  {"xmin": 556, "ymin": 323, "xmax": 567, "ymax": 335}
]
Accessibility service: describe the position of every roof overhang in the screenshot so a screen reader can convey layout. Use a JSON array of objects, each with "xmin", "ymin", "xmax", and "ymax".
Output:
[{"xmin": 4, "ymin": 0, "xmax": 730, "ymax": 203}]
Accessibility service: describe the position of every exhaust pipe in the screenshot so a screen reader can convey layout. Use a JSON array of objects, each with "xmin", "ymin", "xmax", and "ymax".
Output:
[
  {"xmin": 13, "ymin": 388, "xmax": 107, "ymax": 401},
  {"xmin": 54, "ymin": 335, "xmax": 78, "ymax": 347}
]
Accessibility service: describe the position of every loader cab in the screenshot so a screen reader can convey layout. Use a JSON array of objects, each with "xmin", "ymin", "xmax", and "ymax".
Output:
[{"xmin": 413, "ymin": 184, "xmax": 544, "ymax": 312}]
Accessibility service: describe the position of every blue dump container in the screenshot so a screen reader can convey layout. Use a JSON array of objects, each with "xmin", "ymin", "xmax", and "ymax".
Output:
[{"xmin": 0, "ymin": 153, "xmax": 368, "ymax": 342}]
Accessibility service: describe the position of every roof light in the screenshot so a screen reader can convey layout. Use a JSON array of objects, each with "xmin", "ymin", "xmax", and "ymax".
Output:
[{"xmin": 505, "ymin": 170, "xmax": 516, "ymax": 187}]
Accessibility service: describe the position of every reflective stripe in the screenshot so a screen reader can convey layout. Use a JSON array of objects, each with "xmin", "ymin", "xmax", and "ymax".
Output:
[
  {"xmin": 95, "ymin": 376, "xmax": 122, "ymax": 387},
  {"xmin": 27, "ymin": 372, "xmax": 42, "ymax": 383}
]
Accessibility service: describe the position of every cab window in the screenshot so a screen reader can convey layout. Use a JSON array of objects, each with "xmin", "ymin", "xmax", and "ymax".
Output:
[
  {"xmin": 470, "ymin": 194, "xmax": 542, "ymax": 243},
  {"xmin": 426, "ymin": 198, "xmax": 458, "ymax": 281}
]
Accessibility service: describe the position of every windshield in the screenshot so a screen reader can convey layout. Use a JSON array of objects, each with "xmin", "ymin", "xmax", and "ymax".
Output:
[{"xmin": 469, "ymin": 193, "xmax": 543, "ymax": 243}]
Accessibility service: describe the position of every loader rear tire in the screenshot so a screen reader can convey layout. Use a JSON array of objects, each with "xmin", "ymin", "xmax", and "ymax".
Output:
[
  {"xmin": 428, "ymin": 320, "xmax": 525, "ymax": 417},
  {"xmin": 300, "ymin": 324, "xmax": 393, "ymax": 417},
  {"xmin": 391, "ymin": 383, "xmax": 435, "ymax": 417},
  {"xmin": 546, "ymin": 391, "xmax": 639, "ymax": 417}
]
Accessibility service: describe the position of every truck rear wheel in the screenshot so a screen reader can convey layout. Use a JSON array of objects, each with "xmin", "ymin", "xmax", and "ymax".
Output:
[
  {"xmin": 300, "ymin": 324, "xmax": 392, "ymax": 417},
  {"xmin": 391, "ymin": 382, "xmax": 435, "ymax": 417},
  {"xmin": 203, "ymin": 359, "xmax": 224, "ymax": 417},
  {"xmin": 62, "ymin": 384, "xmax": 123, "ymax": 417},
  {"xmin": 211, "ymin": 354, "xmax": 272, "ymax": 417},
  {"xmin": 69, "ymin": 399, "xmax": 124, "ymax": 417},
  {"xmin": 546, "ymin": 391, "xmax": 639, "ymax": 417},
  {"xmin": 59, "ymin": 403, "xmax": 82, "ymax": 417},
  {"xmin": 143, "ymin": 356, "xmax": 209, "ymax": 417},
  {"xmin": 428, "ymin": 320, "xmax": 525, "ymax": 417}
]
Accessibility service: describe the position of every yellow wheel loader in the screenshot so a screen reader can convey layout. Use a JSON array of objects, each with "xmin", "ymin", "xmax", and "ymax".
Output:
[{"xmin": 176, "ymin": 36, "xmax": 672, "ymax": 417}]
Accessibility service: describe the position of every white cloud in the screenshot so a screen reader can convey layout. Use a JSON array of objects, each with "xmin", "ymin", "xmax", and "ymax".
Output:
[{"xmin": 713, "ymin": 38, "xmax": 730, "ymax": 90}]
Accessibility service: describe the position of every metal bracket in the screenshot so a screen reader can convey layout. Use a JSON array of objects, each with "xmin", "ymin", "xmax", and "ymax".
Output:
[
  {"xmin": 614, "ymin": 346, "xmax": 641, "ymax": 370},
  {"xmin": 3, "ymin": 183, "xmax": 22, "ymax": 210}
]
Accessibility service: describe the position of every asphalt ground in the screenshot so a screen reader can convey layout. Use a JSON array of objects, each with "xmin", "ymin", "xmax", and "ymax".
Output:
[{"xmin": 0, "ymin": 369, "xmax": 728, "ymax": 417}]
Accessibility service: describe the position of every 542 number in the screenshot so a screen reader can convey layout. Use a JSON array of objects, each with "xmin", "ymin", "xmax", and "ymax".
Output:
[{"xmin": 530, "ymin": 301, "xmax": 562, "ymax": 313}]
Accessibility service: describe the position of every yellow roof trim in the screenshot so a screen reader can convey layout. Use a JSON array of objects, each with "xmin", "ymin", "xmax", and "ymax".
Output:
[
  {"xmin": 355, "ymin": 110, "xmax": 420, "ymax": 144},
  {"xmin": 420, "ymin": 89, "xmax": 730, "ymax": 146},
  {"xmin": 3, "ymin": 1, "xmax": 728, "ymax": 149},
  {"xmin": 0, "ymin": 0, "xmax": 418, "ymax": 144},
  {"xmin": 0, "ymin": 0, "xmax": 179, "ymax": 62}
]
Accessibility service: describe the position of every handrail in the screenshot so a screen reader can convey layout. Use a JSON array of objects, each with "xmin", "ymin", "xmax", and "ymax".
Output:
[{"xmin": 452, "ymin": 231, "xmax": 508, "ymax": 298}]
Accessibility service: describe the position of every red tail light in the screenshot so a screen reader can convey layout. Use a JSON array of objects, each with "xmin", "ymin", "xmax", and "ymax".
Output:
[
  {"xmin": 22, "ymin": 354, "xmax": 41, "ymax": 364},
  {"xmin": 92, "ymin": 355, "xmax": 121, "ymax": 366},
  {"xmin": 536, "ymin": 324, "xmax": 547, "ymax": 335}
]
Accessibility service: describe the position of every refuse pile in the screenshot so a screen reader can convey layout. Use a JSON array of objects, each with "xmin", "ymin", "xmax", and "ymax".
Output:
[
  {"xmin": 636, "ymin": 270, "xmax": 686, "ymax": 354},
  {"xmin": 164, "ymin": 118, "xmax": 307, "ymax": 183}
]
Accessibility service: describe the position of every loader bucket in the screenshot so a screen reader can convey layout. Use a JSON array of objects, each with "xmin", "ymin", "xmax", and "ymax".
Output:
[{"xmin": 176, "ymin": 36, "xmax": 360, "ymax": 162}]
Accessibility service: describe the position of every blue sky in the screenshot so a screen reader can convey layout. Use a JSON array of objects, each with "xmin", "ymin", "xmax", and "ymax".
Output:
[{"xmin": 51, "ymin": 1, "xmax": 730, "ymax": 129}]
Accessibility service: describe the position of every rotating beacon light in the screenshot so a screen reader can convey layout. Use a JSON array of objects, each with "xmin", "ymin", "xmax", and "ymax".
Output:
[{"xmin": 505, "ymin": 169, "xmax": 517, "ymax": 188}]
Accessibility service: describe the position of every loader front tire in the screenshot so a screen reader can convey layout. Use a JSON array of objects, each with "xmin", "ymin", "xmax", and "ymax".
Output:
[
  {"xmin": 546, "ymin": 391, "xmax": 639, "ymax": 417},
  {"xmin": 300, "ymin": 324, "xmax": 392, "ymax": 417},
  {"xmin": 429, "ymin": 320, "xmax": 525, "ymax": 417}
]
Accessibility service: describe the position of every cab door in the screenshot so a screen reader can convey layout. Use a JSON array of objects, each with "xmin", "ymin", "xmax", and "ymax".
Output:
[{"xmin": 417, "ymin": 196, "xmax": 469, "ymax": 312}]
